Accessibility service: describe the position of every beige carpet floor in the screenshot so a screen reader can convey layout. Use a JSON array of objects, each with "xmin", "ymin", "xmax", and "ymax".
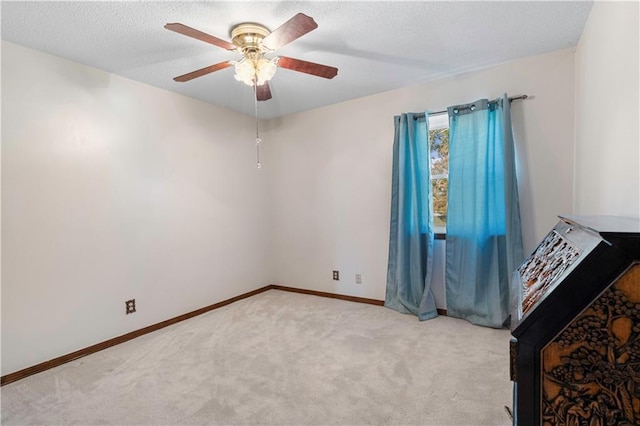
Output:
[{"xmin": 1, "ymin": 289, "xmax": 513, "ymax": 425}]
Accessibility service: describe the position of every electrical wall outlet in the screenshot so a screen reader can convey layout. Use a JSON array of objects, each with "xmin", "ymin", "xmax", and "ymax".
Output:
[
  {"xmin": 355, "ymin": 274, "xmax": 362, "ymax": 284},
  {"xmin": 333, "ymin": 270, "xmax": 340, "ymax": 281},
  {"xmin": 125, "ymin": 299, "xmax": 136, "ymax": 314}
]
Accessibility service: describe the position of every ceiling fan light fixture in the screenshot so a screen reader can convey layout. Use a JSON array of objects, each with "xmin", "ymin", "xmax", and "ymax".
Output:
[
  {"xmin": 233, "ymin": 56, "xmax": 278, "ymax": 87},
  {"xmin": 233, "ymin": 58, "xmax": 255, "ymax": 86},
  {"xmin": 255, "ymin": 56, "xmax": 278, "ymax": 85}
]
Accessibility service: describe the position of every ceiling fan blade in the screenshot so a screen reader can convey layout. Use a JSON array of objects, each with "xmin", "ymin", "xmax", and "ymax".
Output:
[
  {"xmin": 278, "ymin": 56, "xmax": 338, "ymax": 79},
  {"xmin": 165, "ymin": 23, "xmax": 237, "ymax": 51},
  {"xmin": 255, "ymin": 81, "xmax": 272, "ymax": 101},
  {"xmin": 262, "ymin": 13, "xmax": 318, "ymax": 51},
  {"xmin": 173, "ymin": 61, "xmax": 233, "ymax": 82}
]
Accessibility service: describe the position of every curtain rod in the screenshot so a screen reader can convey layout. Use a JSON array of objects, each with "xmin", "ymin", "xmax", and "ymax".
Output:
[{"xmin": 413, "ymin": 94, "xmax": 529, "ymax": 120}]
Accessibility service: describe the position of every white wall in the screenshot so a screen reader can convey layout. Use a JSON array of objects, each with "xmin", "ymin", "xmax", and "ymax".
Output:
[
  {"xmin": 1, "ymin": 41, "xmax": 271, "ymax": 375},
  {"xmin": 574, "ymin": 1, "xmax": 640, "ymax": 218},
  {"xmin": 265, "ymin": 49, "xmax": 576, "ymax": 301}
]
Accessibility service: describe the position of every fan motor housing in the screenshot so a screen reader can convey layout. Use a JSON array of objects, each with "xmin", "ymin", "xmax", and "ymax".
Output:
[{"xmin": 231, "ymin": 23, "xmax": 270, "ymax": 56}]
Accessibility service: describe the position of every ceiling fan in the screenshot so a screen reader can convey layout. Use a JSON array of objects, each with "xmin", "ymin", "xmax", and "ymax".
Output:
[{"xmin": 165, "ymin": 13, "xmax": 338, "ymax": 101}]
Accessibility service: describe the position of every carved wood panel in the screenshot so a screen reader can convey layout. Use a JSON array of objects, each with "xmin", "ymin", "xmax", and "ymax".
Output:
[{"xmin": 541, "ymin": 263, "xmax": 640, "ymax": 425}]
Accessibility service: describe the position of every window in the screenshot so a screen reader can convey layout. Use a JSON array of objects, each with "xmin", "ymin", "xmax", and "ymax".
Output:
[{"xmin": 428, "ymin": 114, "xmax": 449, "ymax": 231}]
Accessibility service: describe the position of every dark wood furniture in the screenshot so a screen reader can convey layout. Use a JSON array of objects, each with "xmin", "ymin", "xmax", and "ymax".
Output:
[{"xmin": 510, "ymin": 215, "xmax": 640, "ymax": 425}]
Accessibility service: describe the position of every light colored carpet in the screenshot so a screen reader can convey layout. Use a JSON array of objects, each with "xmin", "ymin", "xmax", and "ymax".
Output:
[{"xmin": 1, "ymin": 290, "xmax": 513, "ymax": 425}]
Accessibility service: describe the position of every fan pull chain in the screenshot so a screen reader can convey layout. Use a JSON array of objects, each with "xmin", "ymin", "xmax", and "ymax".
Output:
[{"xmin": 254, "ymin": 80, "xmax": 262, "ymax": 169}]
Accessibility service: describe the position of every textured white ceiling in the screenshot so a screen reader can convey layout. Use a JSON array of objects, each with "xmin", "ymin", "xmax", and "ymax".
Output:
[{"xmin": 1, "ymin": 1, "xmax": 593, "ymax": 119}]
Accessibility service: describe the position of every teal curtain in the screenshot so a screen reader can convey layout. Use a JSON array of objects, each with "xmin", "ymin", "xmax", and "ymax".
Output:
[
  {"xmin": 385, "ymin": 112, "xmax": 437, "ymax": 321},
  {"xmin": 445, "ymin": 95, "xmax": 524, "ymax": 328}
]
